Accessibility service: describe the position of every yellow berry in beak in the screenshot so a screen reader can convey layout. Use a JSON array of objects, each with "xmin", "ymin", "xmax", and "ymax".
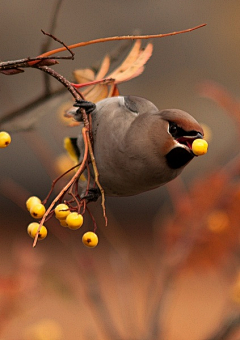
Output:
[{"xmin": 192, "ymin": 139, "xmax": 208, "ymax": 156}]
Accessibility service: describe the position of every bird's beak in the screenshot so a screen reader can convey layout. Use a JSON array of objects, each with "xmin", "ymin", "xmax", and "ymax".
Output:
[{"xmin": 176, "ymin": 132, "xmax": 203, "ymax": 155}]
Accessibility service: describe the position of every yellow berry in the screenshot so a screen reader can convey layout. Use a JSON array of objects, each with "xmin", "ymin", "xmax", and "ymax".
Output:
[
  {"xmin": 82, "ymin": 232, "xmax": 98, "ymax": 248},
  {"xmin": 54, "ymin": 203, "xmax": 70, "ymax": 220},
  {"xmin": 26, "ymin": 196, "xmax": 41, "ymax": 211},
  {"xmin": 59, "ymin": 219, "xmax": 68, "ymax": 227},
  {"xmin": 30, "ymin": 203, "xmax": 46, "ymax": 219},
  {"xmin": 66, "ymin": 212, "xmax": 83, "ymax": 230},
  {"xmin": 27, "ymin": 222, "xmax": 47, "ymax": 240},
  {"xmin": 0, "ymin": 131, "xmax": 11, "ymax": 148},
  {"xmin": 27, "ymin": 222, "xmax": 39, "ymax": 236},
  {"xmin": 192, "ymin": 139, "xmax": 208, "ymax": 156}
]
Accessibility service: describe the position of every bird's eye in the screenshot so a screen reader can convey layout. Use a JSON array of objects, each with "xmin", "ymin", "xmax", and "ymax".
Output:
[{"xmin": 169, "ymin": 122, "xmax": 178, "ymax": 137}]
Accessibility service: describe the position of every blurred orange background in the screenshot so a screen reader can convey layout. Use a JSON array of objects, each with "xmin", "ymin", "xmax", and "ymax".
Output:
[{"xmin": 1, "ymin": 1, "xmax": 240, "ymax": 339}]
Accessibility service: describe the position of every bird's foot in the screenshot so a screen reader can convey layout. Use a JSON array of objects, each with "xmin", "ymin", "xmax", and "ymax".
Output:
[{"xmin": 73, "ymin": 100, "xmax": 96, "ymax": 121}]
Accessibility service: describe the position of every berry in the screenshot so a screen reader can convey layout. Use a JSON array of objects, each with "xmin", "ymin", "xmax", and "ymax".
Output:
[
  {"xmin": 26, "ymin": 196, "xmax": 41, "ymax": 211},
  {"xmin": 0, "ymin": 131, "xmax": 11, "ymax": 148},
  {"xmin": 54, "ymin": 203, "xmax": 70, "ymax": 220},
  {"xmin": 192, "ymin": 139, "xmax": 208, "ymax": 156},
  {"xmin": 59, "ymin": 219, "xmax": 68, "ymax": 227},
  {"xmin": 30, "ymin": 203, "xmax": 46, "ymax": 219},
  {"xmin": 82, "ymin": 232, "xmax": 98, "ymax": 248},
  {"xmin": 27, "ymin": 222, "xmax": 47, "ymax": 240},
  {"xmin": 66, "ymin": 212, "xmax": 83, "ymax": 230}
]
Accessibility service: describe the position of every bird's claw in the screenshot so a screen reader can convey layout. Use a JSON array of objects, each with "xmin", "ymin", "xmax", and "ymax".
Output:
[
  {"xmin": 70, "ymin": 100, "xmax": 96, "ymax": 122},
  {"xmin": 74, "ymin": 100, "xmax": 96, "ymax": 114}
]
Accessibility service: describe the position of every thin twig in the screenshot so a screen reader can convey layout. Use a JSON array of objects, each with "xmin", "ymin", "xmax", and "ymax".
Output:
[
  {"xmin": 0, "ymin": 57, "xmax": 59, "ymax": 71},
  {"xmin": 86, "ymin": 132, "xmax": 108, "ymax": 226},
  {"xmin": 0, "ymin": 27, "xmax": 73, "ymax": 74},
  {"xmin": 42, "ymin": 162, "xmax": 83, "ymax": 205},
  {"xmin": 41, "ymin": 2, "xmax": 73, "ymax": 94},
  {"xmin": 41, "ymin": 30, "xmax": 74, "ymax": 60},
  {"xmin": 40, "ymin": 0, "xmax": 64, "ymax": 54},
  {"xmin": 33, "ymin": 127, "xmax": 89, "ymax": 247},
  {"xmin": 34, "ymin": 24, "xmax": 206, "ymax": 61},
  {"xmin": 34, "ymin": 65, "xmax": 83, "ymax": 100},
  {"xmin": 71, "ymin": 77, "xmax": 114, "ymax": 88}
]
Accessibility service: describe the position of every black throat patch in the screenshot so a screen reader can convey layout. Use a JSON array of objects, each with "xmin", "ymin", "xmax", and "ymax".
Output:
[{"xmin": 166, "ymin": 147, "xmax": 194, "ymax": 169}]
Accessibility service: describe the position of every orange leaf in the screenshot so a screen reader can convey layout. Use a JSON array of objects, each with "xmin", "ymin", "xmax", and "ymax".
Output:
[
  {"xmin": 95, "ymin": 55, "xmax": 111, "ymax": 80},
  {"xmin": 108, "ymin": 84, "xmax": 120, "ymax": 97},
  {"xmin": 111, "ymin": 42, "xmax": 153, "ymax": 84},
  {"xmin": 73, "ymin": 68, "xmax": 95, "ymax": 84},
  {"xmin": 83, "ymin": 84, "xmax": 109, "ymax": 103},
  {"xmin": 109, "ymin": 39, "xmax": 143, "ymax": 79}
]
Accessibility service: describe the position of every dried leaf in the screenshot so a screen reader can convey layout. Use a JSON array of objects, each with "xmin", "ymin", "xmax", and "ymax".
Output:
[
  {"xmin": 95, "ymin": 55, "xmax": 110, "ymax": 80},
  {"xmin": 109, "ymin": 39, "xmax": 142, "ymax": 78},
  {"xmin": 72, "ymin": 40, "xmax": 153, "ymax": 103},
  {"xmin": 108, "ymin": 84, "xmax": 120, "ymax": 97},
  {"xmin": 110, "ymin": 43, "xmax": 153, "ymax": 84},
  {"xmin": 83, "ymin": 84, "xmax": 109, "ymax": 103},
  {"xmin": 73, "ymin": 68, "xmax": 95, "ymax": 84}
]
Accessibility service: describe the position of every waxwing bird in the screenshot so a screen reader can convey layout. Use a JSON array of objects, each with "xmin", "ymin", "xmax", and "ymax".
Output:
[{"xmin": 67, "ymin": 96, "xmax": 204, "ymax": 198}]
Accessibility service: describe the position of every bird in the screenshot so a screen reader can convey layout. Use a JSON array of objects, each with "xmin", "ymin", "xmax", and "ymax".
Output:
[{"xmin": 66, "ymin": 95, "xmax": 204, "ymax": 199}]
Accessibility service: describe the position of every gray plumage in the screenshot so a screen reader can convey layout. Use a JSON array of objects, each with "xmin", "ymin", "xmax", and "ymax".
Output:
[{"xmin": 69, "ymin": 96, "xmax": 204, "ymax": 197}]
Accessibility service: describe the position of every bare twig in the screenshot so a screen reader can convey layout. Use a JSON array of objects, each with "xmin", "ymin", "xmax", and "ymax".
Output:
[
  {"xmin": 42, "ymin": 162, "xmax": 83, "ymax": 206},
  {"xmin": 35, "ymin": 24, "xmax": 206, "ymax": 60},
  {"xmin": 40, "ymin": 0, "xmax": 64, "ymax": 55},
  {"xmin": 71, "ymin": 77, "xmax": 115, "ymax": 88},
  {"xmin": 86, "ymin": 131, "xmax": 107, "ymax": 226},
  {"xmin": 34, "ymin": 65, "xmax": 83, "ymax": 100},
  {"xmin": 41, "ymin": 30, "xmax": 74, "ymax": 60}
]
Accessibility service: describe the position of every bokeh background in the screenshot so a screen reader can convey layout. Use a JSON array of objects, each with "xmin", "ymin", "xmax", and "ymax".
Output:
[{"xmin": 1, "ymin": 1, "xmax": 240, "ymax": 339}]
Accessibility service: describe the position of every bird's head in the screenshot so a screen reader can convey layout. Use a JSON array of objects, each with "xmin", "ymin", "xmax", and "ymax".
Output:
[{"xmin": 159, "ymin": 109, "xmax": 204, "ymax": 169}]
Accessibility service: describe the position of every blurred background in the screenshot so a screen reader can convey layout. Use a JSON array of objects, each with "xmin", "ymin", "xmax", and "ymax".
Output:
[{"xmin": 1, "ymin": 1, "xmax": 240, "ymax": 339}]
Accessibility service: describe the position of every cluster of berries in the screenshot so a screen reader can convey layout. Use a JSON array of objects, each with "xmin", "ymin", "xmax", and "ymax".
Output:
[{"xmin": 26, "ymin": 196, "xmax": 98, "ymax": 247}]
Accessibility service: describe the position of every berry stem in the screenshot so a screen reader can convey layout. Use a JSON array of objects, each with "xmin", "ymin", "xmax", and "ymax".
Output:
[
  {"xmin": 71, "ymin": 77, "xmax": 114, "ymax": 88},
  {"xmin": 86, "ymin": 132, "xmax": 108, "ymax": 226},
  {"xmin": 33, "ymin": 127, "xmax": 89, "ymax": 247}
]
